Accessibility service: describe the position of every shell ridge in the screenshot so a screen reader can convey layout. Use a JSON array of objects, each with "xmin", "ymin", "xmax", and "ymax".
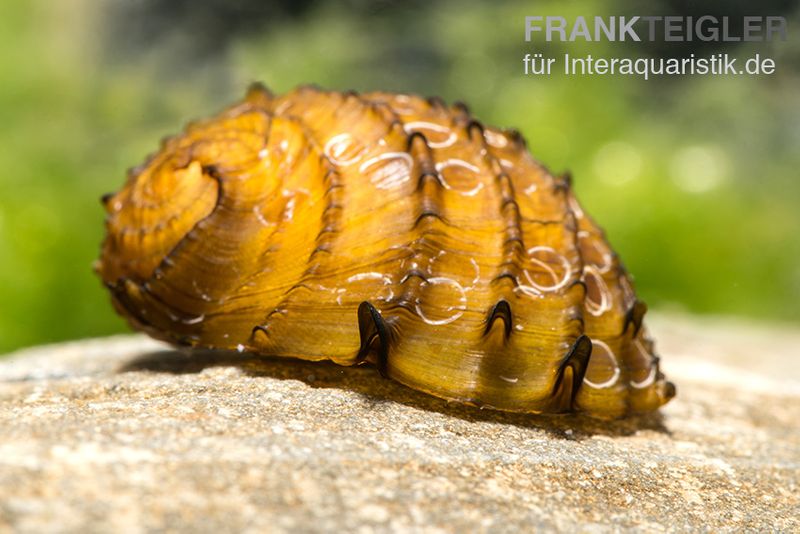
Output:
[
  {"xmin": 570, "ymin": 190, "xmax": 647, "ymax": 416},
  {"xmin": 468, "ymin": 116, "xmax": 535, "ymax": 405},
  {"xmin": 476, "ymin": 118, "xmax": 590, "ymax": 412},
  {"xmin": 227, "ymin": 109, "xmax": 340, "ymax": 301},
  {"xmin": 252, "ymin": 90, "xmax": 415, "ymax": 365},
  {"xmin": 376, "ymin": 108, "xmax": 476, "ymax": 392},
  {"xmin": 155, "ymin": 113, "xmax": 329, "ymax": 348},
  {"xmin": 394, "ymin": 131, "xmax": 448, "ymax": 325},
  {"xmin": 466, "ymin": 116, "xmax": 525, "ymax": 292},
  {"xmin": 252, "ymin": 159, "xmax": 342, "ymax": 344}
]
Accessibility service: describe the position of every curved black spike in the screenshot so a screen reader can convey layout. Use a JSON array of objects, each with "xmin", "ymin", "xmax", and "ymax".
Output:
[
  {"xmin": 201, "ymin": 164, "xmax": 221, "ymax": 179},
  {"xmin": 251, "ymin": 324, "xmax": 268, "ymax": 340},
  {"xmin": 466, "ymin": 119, "xmax": 485, "ymax": 141},
  {"xmin": 554, "ymin": 335, "xmax": 593, "ymax": 408},
  {"xmin": 406, "ymin": 130, "xmax": 430, "ymax": 152},
  {"xmin": 413, "ymin": 209, "xmax": 448, "ymax": 229},
  {"xmin": 100, "ymin": 192, "xmax": 114, "ymax": 207},
  {"xmin": 505, "ymin": 128, "xmax": 527, "ymax": 148},
  {"xmin": 126, "ymin": 163, "xmax": 146, "ymax": 178},
  {"xmin": 408, "ymin": 134, "xmax": 439, "ymax": 190},
  {"xmin": 426, "ymin": 95, "xmax": 446, "ymax": 108},
  {"xmin": 623, "ymin": 300, "xmax": 647, "ymax": 337},
  {"xmin": 246, "ymin": 81, "xmax": 273, "ymax": 97},
  {"xmin": 553, "ymin": 172, "xmax": 572, "ymax": 193},
  {"xmin": 484, "ymin": 300, "xmax": 513, "ymax": 340},
  {"xmin": 415, "ymin": 171, "xmax": 440, "ymax": 191},
  {"xmin": 490, "ymin": 272, "xmax": 518, "ymax": 286},
  {"xmin": 662, "ymin": 381, "xmax": 677, "ymax": 400},
  {"xmin": 453, "ymin": 100, "xmax": 471, "ymax": 115},
  {"xmin": 159, "ymin": 134, "xmax": 176, "ymax": 149},
  {"xmin": 357, "ymin": 301, "xmax": 391, "ymax": 378}
]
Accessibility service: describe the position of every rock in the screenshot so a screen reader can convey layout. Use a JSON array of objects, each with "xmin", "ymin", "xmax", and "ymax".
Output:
[{"xmin": 0, "ymin": 314, "xmax": 798, "ymax": 532}]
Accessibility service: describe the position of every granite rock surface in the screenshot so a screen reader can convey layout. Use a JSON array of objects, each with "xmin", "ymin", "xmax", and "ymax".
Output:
[{"xmin": 0, "ymin": 314, "xmax": 798, "ymax": 532}]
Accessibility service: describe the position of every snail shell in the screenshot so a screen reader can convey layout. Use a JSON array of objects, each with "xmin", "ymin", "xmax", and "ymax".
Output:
[{"xmin": 97, "ymin": 84, "xmax": 675, "ymax": 419}]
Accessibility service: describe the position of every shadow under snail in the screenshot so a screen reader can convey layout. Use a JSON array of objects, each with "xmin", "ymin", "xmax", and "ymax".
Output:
[{"xmin": 96, "ymin": 83, "xmax": 676, "ymax": 419}]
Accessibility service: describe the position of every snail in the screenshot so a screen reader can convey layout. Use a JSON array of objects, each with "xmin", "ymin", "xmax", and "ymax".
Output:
[{"xmin": 97, "ymin": 83, "xmax": 675, "ymax": 419}]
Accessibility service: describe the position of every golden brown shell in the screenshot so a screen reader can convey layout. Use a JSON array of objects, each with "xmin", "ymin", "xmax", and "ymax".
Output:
[{"xmin": 97, "ymin": 84, "xmax": 675, "ymax": 419}]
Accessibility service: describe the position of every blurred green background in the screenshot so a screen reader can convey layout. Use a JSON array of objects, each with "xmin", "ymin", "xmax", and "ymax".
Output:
[{"xmin": 1, "ymin": 0, "xmax": 798, "ymax": 353}]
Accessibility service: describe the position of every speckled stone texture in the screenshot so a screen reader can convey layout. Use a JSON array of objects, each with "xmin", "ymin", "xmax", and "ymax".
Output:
[{"xmin": 0, "ymin": 314, "xmax": 798, "ymax": 532}]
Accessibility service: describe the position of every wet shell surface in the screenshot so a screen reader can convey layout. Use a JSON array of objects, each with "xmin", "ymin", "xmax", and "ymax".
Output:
[{"xmin": 97, "ymin": 84, "xmax": 675, "ymax": 419}]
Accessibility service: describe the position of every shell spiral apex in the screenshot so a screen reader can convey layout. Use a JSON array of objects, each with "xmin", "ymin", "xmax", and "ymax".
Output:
[{"xmin": 97, "ymin": 83, "xmax": 675, "ymax": 419}]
